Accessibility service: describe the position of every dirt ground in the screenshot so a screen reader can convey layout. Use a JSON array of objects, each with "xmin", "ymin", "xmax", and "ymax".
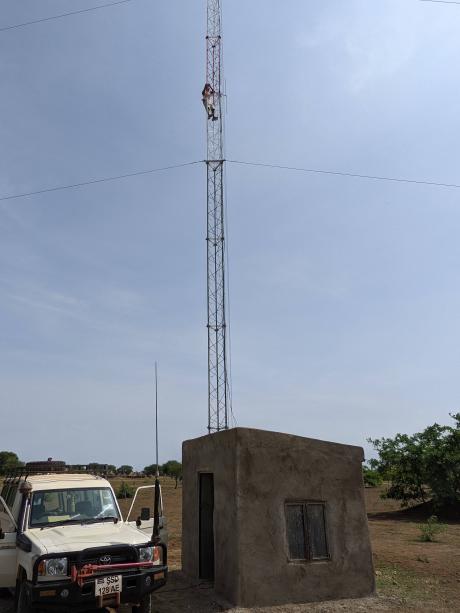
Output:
[{"xmin": 1, "ymin": 478, "xmax": 459, "ymax": 612}]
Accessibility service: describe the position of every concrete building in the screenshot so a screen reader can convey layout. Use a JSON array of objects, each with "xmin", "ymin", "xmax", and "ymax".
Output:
[{"xmin": 182, "ymin": 427, "xmax": 375, "ymax": 608}]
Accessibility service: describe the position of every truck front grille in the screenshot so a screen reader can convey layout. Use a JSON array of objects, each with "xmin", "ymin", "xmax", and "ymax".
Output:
[{"xmin": 72, "ymin": 546, "xmax": 138, "ymax": 569}]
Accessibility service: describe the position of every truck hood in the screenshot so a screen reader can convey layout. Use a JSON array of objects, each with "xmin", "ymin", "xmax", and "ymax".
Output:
[{"xmin": 27, "ymin": 522, "xmax": 151, "ymax": 555}]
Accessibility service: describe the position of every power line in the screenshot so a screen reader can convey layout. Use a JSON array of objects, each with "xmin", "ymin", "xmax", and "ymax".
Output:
[
  {"xmin": 418, "ymin": 0, "xmax": 460, "ymax": 5},
  {"xmin": 3, "ymin": 158, "xmax": 460, "ymax": 202},
  {"xmin": 0, "ymin": 161, "xmax": 202, "ymax": 202},
  {"xmin": 227, "ymin": 159, "xmax": 460, "ymax": 190},
  {"xmin": 0, "ymin": 0, "xmax": 134, "ymax": 33}
]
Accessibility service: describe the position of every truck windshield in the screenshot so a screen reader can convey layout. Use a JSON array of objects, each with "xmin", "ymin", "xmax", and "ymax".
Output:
[{"xmin": 30, "ymin": 487, "xmax": 120, "ymax": 528}]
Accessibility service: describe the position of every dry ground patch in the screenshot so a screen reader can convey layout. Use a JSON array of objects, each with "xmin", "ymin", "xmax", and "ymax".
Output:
[
  {"xmin": 114, "ymin": 477, "xmax": 460, "ymax": 612},
  {"xmin": 1, "ymin": 478, "xmax": 458, "ymax": 612}
]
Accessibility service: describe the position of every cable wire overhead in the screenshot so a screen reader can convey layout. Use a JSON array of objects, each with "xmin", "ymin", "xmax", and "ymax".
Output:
[
  {"xmin": 0, "ymin": 161, "xmax": 201, "ymax": 202},
  {"xmin": 418, "ymin": 0, "xmax": 460, "ymax": 5},
  {"xmin": 227, "ymin": 160, "xmax": 460, "ymax": 190},
  {"xmin": 3, "ymin": 159, "xmax": 460, "ymax": 203},
  {"xmin": 0, "ymin": 0, "xmax": 134, "ymax": 33}
]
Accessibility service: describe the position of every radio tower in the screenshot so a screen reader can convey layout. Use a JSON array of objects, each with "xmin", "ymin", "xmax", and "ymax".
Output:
[{"xmin": 205, "ymin": 0, "xmax": 229, "ymax": 432}]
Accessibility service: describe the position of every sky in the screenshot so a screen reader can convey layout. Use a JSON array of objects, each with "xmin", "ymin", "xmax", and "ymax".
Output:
[{"xmin": 1, "ymin": 0, "xmax": 460, "ymax": 470}]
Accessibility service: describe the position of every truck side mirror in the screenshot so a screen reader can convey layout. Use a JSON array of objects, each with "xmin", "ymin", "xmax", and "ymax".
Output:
[{"xmin": 140, "ymin": 507, "xmax": 151, "ymax": 521}]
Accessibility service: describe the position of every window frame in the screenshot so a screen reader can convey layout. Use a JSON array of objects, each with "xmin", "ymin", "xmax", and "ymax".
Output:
[
  {"xmin": 29, "ymin": 487, "xmax": 120, "ymax": 528},
  {"xmin": 284, "ymin": 500, "xmax": 330, "ymax": 563},
  {"xmin": 0, "ymin": 495, "xmax": 17, "ymax": 533}
]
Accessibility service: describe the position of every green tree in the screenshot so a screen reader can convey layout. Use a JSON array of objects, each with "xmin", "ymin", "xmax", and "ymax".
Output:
[
  {"xmin": 117, "ymin": 465, "xmax": 133, "ymax": 475},
  {"xmin": 161, "ymin": 460, "xmax": 182, "ymax": 488},
  {"xmin": 0, "ymin": 451, "xmax": 23, "ymax": 475},
  {"xmin": 144, "ymin": 464, "xmax": 160, "ymax": 476},
  {"xmin": 369, "ymin": 413, "xmax": 460, "ymax": 509},
  {"xmin": 362, "ymin": 465, "xmax": 383, "ymax": 488},
  {"xmin": 86, "ymin": 463, "xmax": 116, "ymax": 474}
]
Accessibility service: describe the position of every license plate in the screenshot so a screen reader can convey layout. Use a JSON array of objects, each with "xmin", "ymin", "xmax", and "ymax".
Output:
[{"xmin": 95, "ymin": 575, "xmax": 122, "ymax": 596}]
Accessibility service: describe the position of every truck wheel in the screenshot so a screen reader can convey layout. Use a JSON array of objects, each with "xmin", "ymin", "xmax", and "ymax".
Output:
[
  {"xmin": 16, "ymin": 581, "xmax": 33, "ymax": 613},
  {"xmin": 134, "ymin": 594, "xmax": 151, "ymax": 613}
]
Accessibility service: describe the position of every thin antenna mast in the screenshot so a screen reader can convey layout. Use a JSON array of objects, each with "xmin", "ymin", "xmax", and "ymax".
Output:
[
  {"xmin": 155, "ymin": 361, "xmax": 159, "ymax": 476},
  {"xmin": 152, "ymin": 361, "xmax": 160, "ymax": 542},
  {"xmin": 206, "ymin": 0, "xmax": 229, "ymax": 432}
]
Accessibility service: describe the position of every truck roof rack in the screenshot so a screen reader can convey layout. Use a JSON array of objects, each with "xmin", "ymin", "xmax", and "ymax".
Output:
[
  {"xmin": 2, "ymin": 461, "xmax": 113, "ymax": 482},
  {"xmin": 1, "ymin": 462, "xmax": 114, "ymax": 506}
]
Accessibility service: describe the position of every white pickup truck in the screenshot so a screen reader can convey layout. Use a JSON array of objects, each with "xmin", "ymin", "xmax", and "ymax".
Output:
[{"xmin": 0, "ymin": 465, "xmax": 167, "ymax": 613}]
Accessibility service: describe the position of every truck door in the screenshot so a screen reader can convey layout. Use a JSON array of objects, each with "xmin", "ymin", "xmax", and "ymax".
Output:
[
  {"xmin": 0, "ymin": 496, "xmax": 17, "ymax": 589},
  {"xmin": 126, "ymin": 485, "xmax": 168, "ymax": 545}
]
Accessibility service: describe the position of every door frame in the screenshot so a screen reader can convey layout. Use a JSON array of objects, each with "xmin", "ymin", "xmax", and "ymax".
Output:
[
  {"xmin": 0, "ymin": 495, "xmax": 18, "ymax": 589},
  {"xmin": 198, "ymin": 472, "xmax": 214, "ymax": 581}
]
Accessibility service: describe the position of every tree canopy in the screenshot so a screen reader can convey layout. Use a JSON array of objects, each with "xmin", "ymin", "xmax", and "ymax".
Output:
[
  {"xmin": 117, "ymin": 465, "xmax": 133, "ymax": 475},
  {"xmin": 0, "ymin": 451, "xmax": 23, "ymax": 475},
  {"xmin": 144, "ymin": 464, "xmax": 160, "ymax": 476},
  {"xmin": 87, "ymin": 463, "xmax": 116, "ymax": 474},
  {"xmin": 369, "ymin": 413, "xmax": 460, "ymax": 509},
  {"xmin": 161, "ymin": 460, "xmax": 182, "ymax": 488}
]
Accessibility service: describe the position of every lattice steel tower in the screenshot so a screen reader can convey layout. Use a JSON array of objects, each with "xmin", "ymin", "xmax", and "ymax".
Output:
[{"xmin": 205, "ymin": 0, "xmax": 229, "ymax": 432}]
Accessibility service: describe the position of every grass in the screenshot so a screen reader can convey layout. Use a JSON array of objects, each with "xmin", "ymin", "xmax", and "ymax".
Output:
[{"xmin": 375, "ymin": 563, "xmax": 441, "ymax": 602}]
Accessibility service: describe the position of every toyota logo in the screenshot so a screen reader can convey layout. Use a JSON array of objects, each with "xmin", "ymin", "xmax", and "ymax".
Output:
[{"xmin": 99, "ymin": 555, "xmax": 111, "ymax": 565}]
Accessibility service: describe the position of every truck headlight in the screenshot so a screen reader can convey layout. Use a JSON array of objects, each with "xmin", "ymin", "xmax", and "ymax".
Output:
[
  {"xmin": 38, "ymin": 557, "xmax": 68, "ymax": 577},
  {"xmin": 138, "ymin": 546, "xmax": 154, "ymax": 562},
  {"xmin": 138, "ymin": 546, "xmax": 162, "ymax": 565},
  {"xmin": 153, "ymin": 546, "xmax": 162, "ymax": 565}
]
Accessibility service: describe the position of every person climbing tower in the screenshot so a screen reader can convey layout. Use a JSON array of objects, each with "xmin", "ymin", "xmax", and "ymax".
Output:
[{"xmin": 202, "ymin": 83, "xmax": 218, "ymax": 121}]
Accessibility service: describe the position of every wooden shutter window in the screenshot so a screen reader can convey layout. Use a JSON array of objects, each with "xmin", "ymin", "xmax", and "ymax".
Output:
[
  {"xmin": 285, "ymin": 504, "xmax": 307, "ymax": 560},
  {"xmin": 306, "ymin": 503, "xmax": 329, "ymax": 560},
  {"xmin": 285, "ymin": 502, "xmax": 329, "ymax": 562}
]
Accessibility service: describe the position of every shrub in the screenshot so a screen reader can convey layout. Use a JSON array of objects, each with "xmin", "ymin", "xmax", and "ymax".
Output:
[
  {"xmin": 418, "ymin": 515, "xmax": 447, "ymax": 542},
  {"xmin": 117, "ymin": 481, "xmax": 134, "ymax": 499}
]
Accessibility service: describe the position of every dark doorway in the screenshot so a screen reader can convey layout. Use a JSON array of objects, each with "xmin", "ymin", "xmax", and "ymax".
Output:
[{"xmin": 199, "ymin": 473, "xmax": 214, "ymax": 581}]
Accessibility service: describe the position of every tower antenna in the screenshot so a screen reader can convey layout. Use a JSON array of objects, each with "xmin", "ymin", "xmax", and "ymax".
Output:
[
  {"xmin": 152, "ymin": 361, "xmax": 160, "ymax": 541},
  {"xmin": 204, "ymin": 0, "xmax": 229, "ymax": 432},
  {"xmin": 155, "ymin": 361, "xmax": 159, "ymax": 475}
]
